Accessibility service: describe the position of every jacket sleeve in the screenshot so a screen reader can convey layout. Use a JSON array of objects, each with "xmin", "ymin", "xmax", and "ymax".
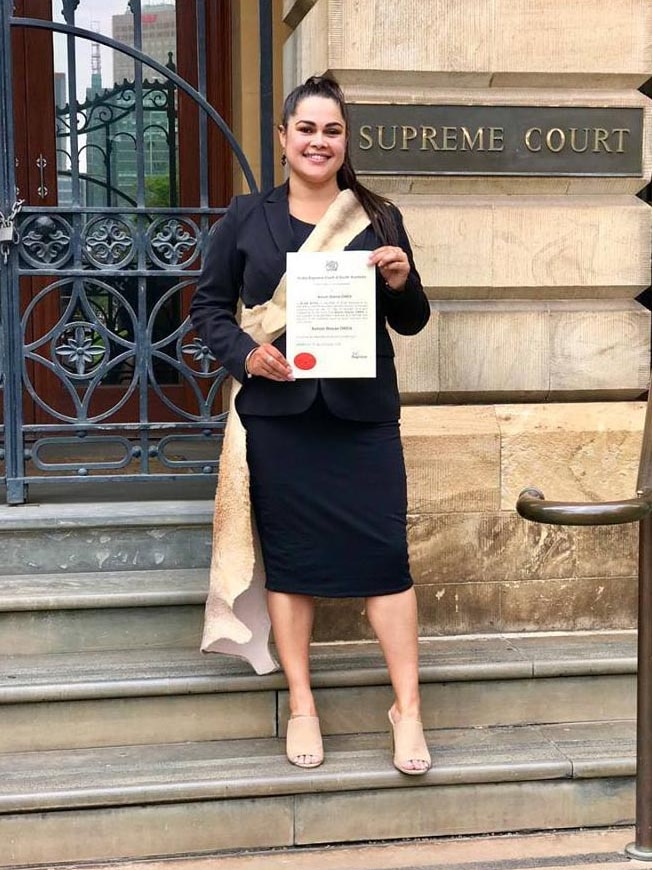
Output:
[
  {"xmin": 189, "ymin": 198, "xmax": 258, "ymax": 382},
  {"xmin": 381, "ymin": 206, "xmax": 431, "ymax": 336}
]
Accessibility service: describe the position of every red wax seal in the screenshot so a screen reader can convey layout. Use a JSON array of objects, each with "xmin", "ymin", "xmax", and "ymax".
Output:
[{"xmin": 294, "ymin": 352, "xmax": 317, "ymax": 370}]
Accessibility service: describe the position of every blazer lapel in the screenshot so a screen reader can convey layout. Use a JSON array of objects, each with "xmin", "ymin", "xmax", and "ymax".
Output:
[{"xmin": 263, "ymin": 183, "xmax": 294, "ymax": 256}]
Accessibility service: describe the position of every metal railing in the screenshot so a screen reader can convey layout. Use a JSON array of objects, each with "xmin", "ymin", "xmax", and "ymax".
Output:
[
  {"xmin": 0, "ymin": 0, "xmax": 275, "ymax": 504},
  {"xmin": 517, "ymin": 385, "xmax": 652, "ymax": 860}
]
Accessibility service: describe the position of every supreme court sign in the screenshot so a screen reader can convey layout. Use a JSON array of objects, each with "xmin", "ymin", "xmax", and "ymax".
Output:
[{"xmin": 347, "ymin": 105, "xmax": 644, "ymax": 176}]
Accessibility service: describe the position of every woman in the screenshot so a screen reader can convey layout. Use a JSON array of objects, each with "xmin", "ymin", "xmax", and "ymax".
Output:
[{"xmin": 190, "ymin": 75, "xmax": 431, "ymax": 774}]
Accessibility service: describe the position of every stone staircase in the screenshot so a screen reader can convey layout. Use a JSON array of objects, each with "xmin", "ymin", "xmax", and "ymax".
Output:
[{"xmin": 0, "ymin": 501, "xmax": 637, "ymax": 867}]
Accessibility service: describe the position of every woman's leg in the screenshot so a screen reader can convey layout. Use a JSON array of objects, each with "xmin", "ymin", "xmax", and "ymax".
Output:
[
  {"xmin": 267, "ymin": 590, "xmax": 320, "ymax": 766},
  {"xmin": 365, "ymin": 586, "xmax": 429, "ymax": 772}
]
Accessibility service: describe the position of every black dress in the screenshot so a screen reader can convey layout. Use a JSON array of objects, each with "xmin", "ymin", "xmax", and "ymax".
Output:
[{"xmin": 238, "ymin": 216, "xmax": 413, "ymax": 599}]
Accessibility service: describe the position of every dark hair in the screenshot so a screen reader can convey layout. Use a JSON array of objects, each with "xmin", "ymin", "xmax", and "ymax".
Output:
[{"xmin": 280, "ymin": 75, "xmax": 399, "ymax": 246}]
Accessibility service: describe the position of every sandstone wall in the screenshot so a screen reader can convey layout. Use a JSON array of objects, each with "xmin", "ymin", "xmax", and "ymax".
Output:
[{"xmin": 282, "ymin": 0, "xmax": 652, "ymax": 639}]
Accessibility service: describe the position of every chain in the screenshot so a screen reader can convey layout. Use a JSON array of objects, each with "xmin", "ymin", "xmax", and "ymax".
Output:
[{"xmin": 0, "ymin": 198, "xmax": 23, "ymax": 266}]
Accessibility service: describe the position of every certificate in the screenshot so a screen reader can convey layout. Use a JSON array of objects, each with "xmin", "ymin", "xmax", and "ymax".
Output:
[{"xmin": 286, "ymin": 250, "xmax": 376, "ymax": 378}]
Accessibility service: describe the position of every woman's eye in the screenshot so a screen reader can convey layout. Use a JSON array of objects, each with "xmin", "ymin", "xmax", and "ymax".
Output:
[{"xmin": 295, "ymin": 126, "xmax": 342, "ymax": 135}]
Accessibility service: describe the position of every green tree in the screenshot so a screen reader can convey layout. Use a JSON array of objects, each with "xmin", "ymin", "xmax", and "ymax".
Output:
[{"xmin": 145, "ymin": 175, "xmax": 170, "ymax": 207}]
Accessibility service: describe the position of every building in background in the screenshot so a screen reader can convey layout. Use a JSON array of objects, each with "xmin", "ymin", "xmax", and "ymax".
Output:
[
  {"xmin": 112, "ymin": 1, "xmax": 176, "ymax": 85},
  {"xmin": 53, "ymin": 70, "xmax": 73, "ymax": 206},
  {"xmin": 109, "ymin": 2, "xmax": 177, "ymax": 206}
]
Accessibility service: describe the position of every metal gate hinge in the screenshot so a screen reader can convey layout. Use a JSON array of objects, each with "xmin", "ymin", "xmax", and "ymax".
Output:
[{"xmin": 0, "ymin": 199, "xmax": 23, "ymax": 266}]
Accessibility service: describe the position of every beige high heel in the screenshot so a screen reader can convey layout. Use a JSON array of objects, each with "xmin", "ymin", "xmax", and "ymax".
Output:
[
  {"xmin": 388, "ymin": 709, "xmax": 431, "ymax": 775},
  {"xmin": 286, "ymin": 715, "xmax": 324, "ymax": 769}
]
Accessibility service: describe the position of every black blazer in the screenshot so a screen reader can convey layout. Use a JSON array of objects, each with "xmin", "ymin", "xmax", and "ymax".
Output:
[{"xmin": 190, "ymin": 183, "xmax": 430, "ymax": 422}]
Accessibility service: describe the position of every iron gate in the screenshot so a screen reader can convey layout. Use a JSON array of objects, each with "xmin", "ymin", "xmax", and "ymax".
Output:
[{"xmin": 0, "ymin": 0, "xmax": 274, "ymax": 504}]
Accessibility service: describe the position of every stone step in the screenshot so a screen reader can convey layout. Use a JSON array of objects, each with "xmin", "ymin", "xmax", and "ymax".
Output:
[
  {"xmin": 18, "ymin": 828, "xmax": 644, "ymax": 870},
  {"xmin": 0, "ymin": 501, "xmax": 213, "ymax": 576},
  {"xmin": 0, "ymin": 719, "xmax": 635, "ymax": 866},
  {"xmin": 0, "ymin": 569, "xmax": 209, "ymax": 611},
  {"xmin": 0, "ymin": 633, "xmax": 636, "ymax": 752},
  {"xmin": 0, "ymin": 569, "xmax": 208, "ymax": 654}
]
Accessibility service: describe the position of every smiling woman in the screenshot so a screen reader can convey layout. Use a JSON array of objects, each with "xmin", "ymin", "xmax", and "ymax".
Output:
[
  {"xmin": 190, "ymin": 75, "xmax": 433, "ymax": 777},
  {"xmin": 278, "ymin": 95, "xmax": 347, "ymax": 206}
]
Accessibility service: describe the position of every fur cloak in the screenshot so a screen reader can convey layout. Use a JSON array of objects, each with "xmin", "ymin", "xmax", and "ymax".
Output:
[{"xmin": 201, "ymin": 189, "xmax": 370, "ymax": 674}]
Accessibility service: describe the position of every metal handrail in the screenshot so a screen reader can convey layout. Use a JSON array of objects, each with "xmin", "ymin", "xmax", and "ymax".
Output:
[
  {"xmin": 516, "ymin": 395, "xmax": 652, "ymax": 860},
  {"xmin": 517, "ymin": 487, "xmax": 652, "ymax": 526}
]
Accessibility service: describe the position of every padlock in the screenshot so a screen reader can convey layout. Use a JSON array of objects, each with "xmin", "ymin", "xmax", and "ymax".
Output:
[{"xmin": 0, "ymin": 223, "xmax": 14, "ymax": 243}]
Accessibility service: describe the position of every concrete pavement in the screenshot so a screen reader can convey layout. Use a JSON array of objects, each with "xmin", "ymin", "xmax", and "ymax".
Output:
[{"xmin": 40, "ymin": 828, "xmax": 652, "ymax": 870}]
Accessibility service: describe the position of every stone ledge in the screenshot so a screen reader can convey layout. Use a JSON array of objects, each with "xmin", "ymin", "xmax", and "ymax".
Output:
[
  {"xmin": 285, "ymin": 0, "xmax": 652, "ymax": 86},
  {"xmin": 2, "ymin": 632, "xmax": 634, "ymax": 703},
  {"xmin": 283, "ymin": 0, "xmax": 318, "ymax": 28},
  {"xmin": 0, "ymin": 569, "xmax": 208, "ymax": 612},
  {"xmin": 0, "ymin": 500, "xmax": 213, "ymax": 530},
  {"xmin": 364, "ymin": 175, "xmax": 652, "ymax": 196},
  {"xmin": 0, "ymin": 721, "xmax": 634, "ymax": 814},
  {"xmin": 330, "ymin": 70, "xmax": 651, "ymax": 89},
  {"xmin": 2, "ymin": 775, "xmax": 634, "ymax": 866}
]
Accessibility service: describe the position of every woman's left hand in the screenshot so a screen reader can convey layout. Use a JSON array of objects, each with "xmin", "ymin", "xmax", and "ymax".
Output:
[{"xmin": 368, "ymin": 246, "xmax": 410, "ymax": 291}]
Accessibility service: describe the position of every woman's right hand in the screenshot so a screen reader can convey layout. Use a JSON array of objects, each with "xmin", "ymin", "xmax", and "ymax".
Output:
[{"xmin": 246, "ymin": 343, "xmax": 295, "ymax": 381}]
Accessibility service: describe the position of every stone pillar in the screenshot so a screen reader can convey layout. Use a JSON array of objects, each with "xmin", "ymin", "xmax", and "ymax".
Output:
[
  {"xmin": 231, "ymin": 0, "xmax": 286, "ymax": 193},
  {"xmin": 283, "ymin": 0, "xmax": 652, "ymax": 640}
]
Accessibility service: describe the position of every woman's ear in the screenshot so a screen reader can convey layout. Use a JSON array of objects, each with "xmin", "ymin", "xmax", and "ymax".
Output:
[{"xmin": 277, "ymin": 125, "xmax": 287, "ymax": 150}]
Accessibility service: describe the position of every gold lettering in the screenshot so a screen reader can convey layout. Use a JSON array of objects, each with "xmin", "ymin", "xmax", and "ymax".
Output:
[
  {"xmin": 569, "ymin": 128, "xmax": 589, "ymax": 153},
  {"xmin": 611, "ymin": 128, "xmax": 630, "ymax": 153},
  {"xmin": 358, "ymin": 125, "xmax": 373, "ymax": 150},
  {"xmin": 488, "ymin": 127, "xmax": 505, "ymax": 151},
  {"xmin": 441, "ymin": 126, "xmax": 458, "ymax": 150},
  {"xmin": 525, "ymin": 127, "xmax": 542, "ymax": 152},
  {"xmin": 460, "ymin": 127, "xmax": 484, "ymax": 151},
  {"xmin": 545, "ymin": 128, "xmax": 565, "ymax": 153},
  {"xmin": 401, "ymin": 125, "xmax": 418, "ymax": 150},
  {"xmin": 420, "ymin": 126, "xmax": 439, "ymax": 151},
  {"xmin": 378, "ymin": 125, "xmax": 398, "ymax": 151},
  {"xmin": 593, "ymin": 128, "xmax": 612, "ymax": 153}
]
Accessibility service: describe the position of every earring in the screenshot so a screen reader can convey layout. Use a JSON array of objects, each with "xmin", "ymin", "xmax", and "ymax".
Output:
[{"xmin": 281, "ymin": 152, "xmax": 287, "ymax": 166}]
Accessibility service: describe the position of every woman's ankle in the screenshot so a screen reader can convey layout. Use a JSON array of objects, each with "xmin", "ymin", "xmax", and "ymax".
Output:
[
  {"xmin": 288, "ymin": 693, "xmax": 318, "ymax": 718},
  {"xmin": 391, "ymin": 699, "xmax": 422, "ymax": 721}
]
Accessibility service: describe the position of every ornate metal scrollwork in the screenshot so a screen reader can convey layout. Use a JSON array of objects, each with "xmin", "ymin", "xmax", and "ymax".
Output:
[
  {"xmin": 181, "ymin": 336, "xmax": 218, "ymax": 375},
  {"xmin": 147, "ymin": 217, "xmax": 199, "ymax": 268},
  {"xmin": 54, "ymin": 323, "xmax": 107, "ymax": 377},
  {"xmin": 56, "ymin": 80, "xmax": 174, "ymax": 139},
  {"xmin": 22, "ymin": 277, "xmax": 139, "ymax": 424},
  {"xmin": 20, "ymin": 215, "xmax": 72, "ymax": 268},
  {"xmin": 82, "ymin": 216, "xmax": 136, "ymax": 269},
  {"xmin": 2, "ymin": 7, "xmax": 262, "ymax": 499},
  {"xmin": 146, "ymin": 280, "xmax": 227, "ymax": 421}
]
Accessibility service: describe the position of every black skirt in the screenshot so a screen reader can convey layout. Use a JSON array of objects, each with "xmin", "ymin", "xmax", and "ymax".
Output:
[{"xmin": 240, "ymin": 390, "xmax": 413, "ymax": 598}]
